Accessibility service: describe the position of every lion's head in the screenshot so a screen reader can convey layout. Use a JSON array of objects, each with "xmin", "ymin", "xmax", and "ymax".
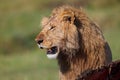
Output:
[{"xmin": 35, "ymin": 6, "xmax": 82, "ymax": 59}]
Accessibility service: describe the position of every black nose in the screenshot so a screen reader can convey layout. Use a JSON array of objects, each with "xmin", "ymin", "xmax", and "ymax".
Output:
[{"xmin": 35, "ymin": 39, "xmax": 43, "ymax": 44}]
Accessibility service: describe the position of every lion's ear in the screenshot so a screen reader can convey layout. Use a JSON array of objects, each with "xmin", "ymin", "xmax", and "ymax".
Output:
[
  {"xmin": 62, "ymin": 14, "xmax": 82, "ymax": 28},
  {"xmin": 62, "ymin": 12, "xmax": 75, "ymax": 24},
  {"xmin": 41, "ymin": 17, "xmax": 49, "ymax": 26}
]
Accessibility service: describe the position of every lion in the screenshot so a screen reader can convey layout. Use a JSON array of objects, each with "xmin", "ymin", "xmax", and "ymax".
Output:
[{"xmin": 35, "ymin": 5, "xmax": 112, "ymax": 80}]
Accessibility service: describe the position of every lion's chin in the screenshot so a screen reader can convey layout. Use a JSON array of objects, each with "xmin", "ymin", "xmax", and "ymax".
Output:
[
  {"xmin": 46, "ymin": 46, "xmax": 59, "ymax": 59},
  {"xmin": 47, "ymin": 52, "xmax": 59, "ymax": 59}
]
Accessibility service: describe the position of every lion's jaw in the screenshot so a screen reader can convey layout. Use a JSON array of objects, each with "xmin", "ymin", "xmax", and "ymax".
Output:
[
  {"xmin": 37, "ymin": 44, "xmax": 60, "ymax": 59},
  {"xmin": 46, "ymin": 46, "xmax": 60, "ymax": 59},
  {"xmin": 47, "ymin": 52, "xmax": 58, "ymax": 59}
]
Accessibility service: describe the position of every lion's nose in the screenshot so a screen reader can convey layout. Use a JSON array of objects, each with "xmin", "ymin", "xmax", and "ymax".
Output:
[
  {"xmin": 35, "ymin": 39, "xmax": 44, "ymax": 49},
  {"xmin": 35, "ymin": 39, "xmax": 43, "ymax": 45}
]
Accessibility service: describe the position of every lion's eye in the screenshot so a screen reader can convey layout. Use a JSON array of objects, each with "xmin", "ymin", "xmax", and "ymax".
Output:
[{"xmin": 49, "ymin": 26, "xmax": 55, "ymax": 30}]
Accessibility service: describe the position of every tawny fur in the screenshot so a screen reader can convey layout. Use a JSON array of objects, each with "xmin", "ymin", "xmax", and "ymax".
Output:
[{"xmin": 35, "ymin": 5, "xmax": 112, "ymax": 80}]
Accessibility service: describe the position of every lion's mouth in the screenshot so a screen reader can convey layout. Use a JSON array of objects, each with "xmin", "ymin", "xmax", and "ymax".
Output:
[{"xmin": 46, "ymin": 46, "xmax": 59, "ymax": 59}]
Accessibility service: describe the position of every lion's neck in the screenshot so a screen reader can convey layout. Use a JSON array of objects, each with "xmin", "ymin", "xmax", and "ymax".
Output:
[{"xmin": 57, "ymin": 51, "xmax": 102, "ymax": 80}]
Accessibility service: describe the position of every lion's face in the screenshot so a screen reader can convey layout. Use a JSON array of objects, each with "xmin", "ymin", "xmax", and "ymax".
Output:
[{"xmin": 35, "ymin": 9, "xmax": 80, "ymax": 59}]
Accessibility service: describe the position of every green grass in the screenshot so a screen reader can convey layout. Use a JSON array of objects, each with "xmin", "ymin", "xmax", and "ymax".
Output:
[
  {"xmin": 0, "ymin": 50, "xmax": 58, "ymax": 80},
  {"xmin": 104, "ymin": 28, "xmax": 120, "ymax": 60}
]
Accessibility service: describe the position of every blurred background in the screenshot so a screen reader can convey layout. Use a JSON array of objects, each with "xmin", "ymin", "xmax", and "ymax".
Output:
[{"xmin": 0, "ymin": 0, "xmax": 120, "ymax": 80}]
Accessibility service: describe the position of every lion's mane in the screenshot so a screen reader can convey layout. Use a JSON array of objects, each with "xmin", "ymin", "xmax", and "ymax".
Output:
[{"xmin": 49, "ymin": 6, "xmax": 112, "ymax": 80}]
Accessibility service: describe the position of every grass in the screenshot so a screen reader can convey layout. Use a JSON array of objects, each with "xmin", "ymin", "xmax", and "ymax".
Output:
[
  {"xmin": 104, "ymin": 28, "xmax": 120, "ymax": 60},
  {"xmin": 0, "ymin": 50, "xmax": 58, "ymax": 80}
]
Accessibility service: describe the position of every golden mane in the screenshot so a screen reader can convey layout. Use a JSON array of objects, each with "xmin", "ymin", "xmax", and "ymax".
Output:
[{"xmin": 35, "ymin": 5, "xmax": 112, "ymax": 80}]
